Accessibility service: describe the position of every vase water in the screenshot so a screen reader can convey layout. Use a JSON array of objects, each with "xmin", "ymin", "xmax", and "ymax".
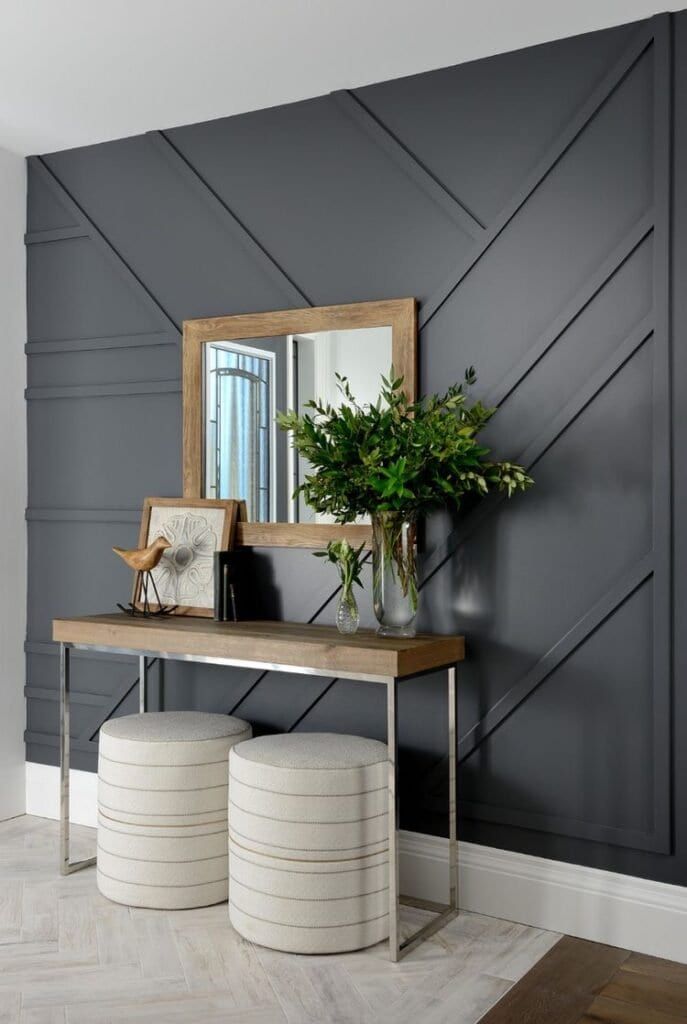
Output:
[
  {"xmin": 372, "ymin": 512, "xmax": 418, "ymax": 637},
  {"xmin": 336, "ymin": 585, "xmax": 360, "ymax": 635}
]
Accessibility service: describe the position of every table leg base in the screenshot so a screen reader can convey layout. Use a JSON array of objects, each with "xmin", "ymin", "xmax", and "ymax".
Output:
[
  {"xmin": 60, "ymin": 856, "xmax": 96, "ymax": 877},
  {"xmin": 393, "ymin": 904, "xmax": 459, "ymax": 961}
]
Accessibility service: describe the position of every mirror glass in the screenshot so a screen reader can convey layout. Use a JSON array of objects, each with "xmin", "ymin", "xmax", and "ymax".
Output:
[{"xmin": 203, "ymin": 325, "xmax": 392, "ymax": 522}]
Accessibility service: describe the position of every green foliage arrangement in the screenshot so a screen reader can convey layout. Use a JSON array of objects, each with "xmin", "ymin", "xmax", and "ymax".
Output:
[{"xmin": 276, "ymin": 368, "xmax": 533, "ymax": 523}]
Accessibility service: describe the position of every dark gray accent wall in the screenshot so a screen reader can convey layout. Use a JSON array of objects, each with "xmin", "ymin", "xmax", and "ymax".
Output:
[{"xmin": 25, "ymin": 12, "xmax": 687, "ymax": 886}]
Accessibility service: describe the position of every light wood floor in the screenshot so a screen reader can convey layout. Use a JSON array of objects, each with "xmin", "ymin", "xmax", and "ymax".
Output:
[{"xmin": 0, "ymin": 815, "xmax": 561, "ymax": 1024}]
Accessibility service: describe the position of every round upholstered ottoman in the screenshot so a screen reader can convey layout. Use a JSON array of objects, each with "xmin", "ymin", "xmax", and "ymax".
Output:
[
  {"xmin": 97, "ymin": 711, "xmax": 251, "ymax": 909},
  {"xmin": 228, "ymin": 732, "xmax": 389, "ymax": 954}
]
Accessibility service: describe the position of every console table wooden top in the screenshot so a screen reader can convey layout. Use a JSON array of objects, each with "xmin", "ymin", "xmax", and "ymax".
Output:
[{"xmin": 53, "ymin": 614, "xmax": 464, "ymax": 680}]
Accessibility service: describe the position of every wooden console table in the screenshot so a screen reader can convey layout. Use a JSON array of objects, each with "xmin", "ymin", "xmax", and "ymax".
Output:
[{"xmin": 53, "ymin": 614, "xmax": 465, "ymax": 961}]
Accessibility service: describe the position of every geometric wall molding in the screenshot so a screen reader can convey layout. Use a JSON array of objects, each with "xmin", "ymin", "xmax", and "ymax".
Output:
[{"xmin": 25, "ymin": 11, "xmax": 684, "ymax": 888}]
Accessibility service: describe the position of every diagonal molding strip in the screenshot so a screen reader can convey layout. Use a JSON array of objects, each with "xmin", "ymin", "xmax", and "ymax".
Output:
[
  {"xmin": 30, "ymin": 157, "xmax": 181, "ymax": 340},
  {"xmin": 149, "ymin": 131, "xmax": 313, "ymax": 308},
  {"xmin": 332, "ymin": 90, "xmax": 486, "ymax": 237},
  {"xmin": 418, "ymin": 23, "xmax": 654, "ymax": 329},
  {"xmin": 486, "ymin": 212, "xmax": 654, "ymax": 408},
  {"xmin": 288, "ymin": 677, "xmax": 339, "ymax": 733},
  {"xmin": 420, "ymin": 314, "xmax": 654, "ymax": 587},
  {"xmin": 458, "ymin": 553, "xmax": 654, "ymax": 762},
  {"xmin": 81, "ymin": 672, "xmax": 142, "ymax": 744}
]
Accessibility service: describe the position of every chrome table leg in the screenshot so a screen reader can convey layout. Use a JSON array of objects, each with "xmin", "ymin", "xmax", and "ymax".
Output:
[
  {"xmin": 139, "ymin": 655, "xmax": 147, "ymax": 713},
  {"xmin": 387, "ymin": 677, "xmax": 400, "ymax": 961},
  {"xmin": 59, "ymin": 643, "xmax": 96, "ymax": 875},
  {"xmin": 390, "ymin": 663, "xmax": 459, "ymax": 961},
  {"xmin": 448, "ymin": 664, "xmax": 458, "ymax": 913}
]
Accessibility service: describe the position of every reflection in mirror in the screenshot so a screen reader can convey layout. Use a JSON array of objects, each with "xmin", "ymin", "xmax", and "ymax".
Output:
[{"xmin": 203, "ymin": 326, "xmax": 392, "ymax": 523}]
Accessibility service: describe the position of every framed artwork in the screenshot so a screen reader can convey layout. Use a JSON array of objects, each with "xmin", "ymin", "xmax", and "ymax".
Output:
[{"xmin": 134, "ymin": 497, "xmax": 239, "ymax": 617}]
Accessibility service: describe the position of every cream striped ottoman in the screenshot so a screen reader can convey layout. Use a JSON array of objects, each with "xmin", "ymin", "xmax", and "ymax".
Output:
[
  {"xmin": 97, "ymin": 711, "xmax": 251, "ymax": 909},
  {"xmin": 228, "ymin": 732, "xmax": 389, "ymax": 954}
]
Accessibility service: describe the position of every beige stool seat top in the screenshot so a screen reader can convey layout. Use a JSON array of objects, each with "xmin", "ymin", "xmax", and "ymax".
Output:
[
  {"xmin": 233, "ymin": 732, "xmax": 387, "ymax": 770},
  {"xmin": 101, "ymin": 711, "xmax": 247, "ymax": 742}
]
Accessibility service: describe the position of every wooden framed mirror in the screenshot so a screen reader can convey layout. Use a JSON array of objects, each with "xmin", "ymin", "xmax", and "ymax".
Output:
[{"xmin": 183, "ymin": 298, "xmax": 417, "ymax": 548}]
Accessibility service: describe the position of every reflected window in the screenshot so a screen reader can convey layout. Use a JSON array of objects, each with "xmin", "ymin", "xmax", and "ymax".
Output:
[{"xmin": 205, "ymin": 343, "xmax": 274, "ymax": 522}]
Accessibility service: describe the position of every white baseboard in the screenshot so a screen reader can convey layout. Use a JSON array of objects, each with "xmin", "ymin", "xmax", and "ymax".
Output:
[
  {"xmin": 26, "ymin": 762, "xmax": 687, "ymax": 964},
  {"xmin": 26, "ymin": 762, "xmax": 98, "ymax": 828},
  {"xmin": 399, "ymin": 829, "xmax": 687, "ymax": 965}
]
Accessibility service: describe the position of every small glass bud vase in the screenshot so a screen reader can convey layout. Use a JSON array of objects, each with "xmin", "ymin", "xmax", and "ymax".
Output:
[
  {"xmin": 372, "ymin": 511, "xmax": 418, "ymax": 637},
  {"xmin": 336, "ymin": 585, "xmax": 360, "ymax": 635}
]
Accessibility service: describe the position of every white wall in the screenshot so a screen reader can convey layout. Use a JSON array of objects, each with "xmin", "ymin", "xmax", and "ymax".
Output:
[
  {"xmin": 0, "ymin": 146, "xmax": 26, "ymax": 819},
  {"xmin": 1, "ymin": 1, "xmax": 686, "ymax": 155},
  {"xmin": 293, "ymin": 327, "xmax": 392, "ymax": 523}
]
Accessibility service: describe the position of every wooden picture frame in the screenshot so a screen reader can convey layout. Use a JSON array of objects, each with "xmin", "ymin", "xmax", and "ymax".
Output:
[
  {"xmin": 182, "ymin": 298, "xmax": 417, "ymax": 548},
  {"xmin": 134, "ymin": 497, "xmax": 239, "ymax": 617}
]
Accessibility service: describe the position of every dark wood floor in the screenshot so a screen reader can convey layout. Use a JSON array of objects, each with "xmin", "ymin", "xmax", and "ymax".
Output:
[{"xmin": 480, "ymin": 935, "xmax": 687, "ymax": 1023}]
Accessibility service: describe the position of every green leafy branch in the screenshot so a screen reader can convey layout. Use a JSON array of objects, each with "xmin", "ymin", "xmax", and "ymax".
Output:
[{"xmin": 277, "ymin": 367, "xmax": 533, "ymax": 522}]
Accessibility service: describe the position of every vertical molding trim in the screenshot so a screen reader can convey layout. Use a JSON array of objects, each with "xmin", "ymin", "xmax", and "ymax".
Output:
[{"xmin": 647, "ymin": 11, "xmax": 674, "ymax": 857}]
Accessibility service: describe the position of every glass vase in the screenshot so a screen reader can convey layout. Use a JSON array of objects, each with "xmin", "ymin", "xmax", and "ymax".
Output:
[
  {"xmin": 336, "ymin": 585, "xmax": 360, "ymax": 635},
  {"xmin": 372, "ymin": 512, "xmax": 418, "ymax": 637}
]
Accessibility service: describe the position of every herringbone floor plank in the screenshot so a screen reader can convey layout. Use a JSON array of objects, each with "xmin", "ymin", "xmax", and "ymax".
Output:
[{"xmin": 0, "ymin": 816, "xmax": 560, "ymax": 1024}]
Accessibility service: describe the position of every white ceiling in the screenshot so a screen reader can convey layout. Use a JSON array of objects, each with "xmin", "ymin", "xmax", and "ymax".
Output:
[{"xmin": 0, "ymin": 0, "xmax": 683, "ymax": 156}]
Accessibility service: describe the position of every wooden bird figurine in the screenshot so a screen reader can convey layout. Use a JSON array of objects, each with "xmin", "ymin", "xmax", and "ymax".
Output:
[
  {"xmin": 113, "ymin": 536, "xmax": 171, "ymax": 572},
  {"xmin": 113, "ymin": 536, "xmax": 177, "ymax": 617}
]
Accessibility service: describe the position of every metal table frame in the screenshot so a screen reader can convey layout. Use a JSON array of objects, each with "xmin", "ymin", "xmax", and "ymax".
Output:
[{"xmin": 59, "ymin": 640, "xmax": 458, "ymax": 962}]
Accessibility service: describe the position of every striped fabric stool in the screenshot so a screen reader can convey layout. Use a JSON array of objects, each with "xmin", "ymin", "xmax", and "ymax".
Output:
[
  {"xmin": 228, "ymin": 732, "xmax": 389, "ymax": 954},
  {"xmin": 97, "ymin": 711, "xmax": 251, "ymax": 909}
]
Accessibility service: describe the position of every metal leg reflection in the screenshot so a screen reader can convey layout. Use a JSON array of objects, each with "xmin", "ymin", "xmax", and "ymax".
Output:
[
  {"xmin": 59, "ymin": 643, "xmax": 96, "ymax": 875},
  {"xmin": 139, "ymin": 655, "xmax": 147, "ymax": 714},
  {"xmin": 391, "ymin": 663, "xmax": 459, "ymax": 961},
  {"xmin": 387, "ymin": 677, "xmax": 400, "ymax": 961}
]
